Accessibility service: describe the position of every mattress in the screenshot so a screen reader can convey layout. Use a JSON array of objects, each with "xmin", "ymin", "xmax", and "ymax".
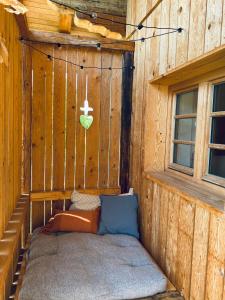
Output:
[{"xmin": 19, "ymin": 231, "xmax": 167, "ymax": 300}]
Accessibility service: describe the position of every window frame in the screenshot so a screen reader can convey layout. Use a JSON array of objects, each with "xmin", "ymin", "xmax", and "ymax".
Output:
[
  {"xmin": 167, "ymin": 76, "xmax": 225, "ymax": 190},
  {"xmin": 202, "ymin": 79, "xmax": 225, "ymax": 188},
  {"xmin": 168, "ymin": 86, "xmax": 199, "ymax": 176}
]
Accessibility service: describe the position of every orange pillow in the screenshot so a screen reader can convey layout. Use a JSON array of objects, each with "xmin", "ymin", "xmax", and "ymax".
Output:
[{"xmin": 41, "ymin": 208, "xmax": 100, "ymax": 234}]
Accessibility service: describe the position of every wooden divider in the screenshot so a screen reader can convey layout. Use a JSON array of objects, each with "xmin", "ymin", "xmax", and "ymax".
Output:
[
  {"xmin": 22, "ymin": 44, "xmax": 125, "ymax": 228},
  {"xmin": 141, "ymin": 172, "xmax": 225, "ymax": 300}
]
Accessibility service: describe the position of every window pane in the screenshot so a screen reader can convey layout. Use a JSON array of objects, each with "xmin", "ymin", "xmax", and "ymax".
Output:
[
  {"xmin": 176, "ymin": 89, "xmax": 198, "ymax": 115},
  {"xmin": 175, "ymin": 118, "xmax": 196, "ymax": 141},
  {"xmin": 173, "ymin": 144, "xmax": 194, "ymax": 168},
  {"xmin": 209, "ymin": 149, "xmax": 225, "ymax": 178},
  {"xmin": 211, "ymin": 117, "xmax": 225, "ymax": 144},
  {"xmin": 213, "ymin": 83, "xmax": 225, "ymax": 112}
]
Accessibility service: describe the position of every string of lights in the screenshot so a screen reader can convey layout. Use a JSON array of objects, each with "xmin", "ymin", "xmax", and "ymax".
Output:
[
  {"xmin": 49, "ymin": 0, "xmax": 182, "ymax": 32},
  {"xmin": 20, "ymin": 39, "xmax": 135, "ymax": 70},
  {"xmin": 20, "ymin": 24, "xmax": 181, "ymax": 70}
]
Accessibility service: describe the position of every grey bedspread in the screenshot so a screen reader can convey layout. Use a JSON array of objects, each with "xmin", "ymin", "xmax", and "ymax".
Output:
[{"xmin": 19, "ymin": 231, "xmax": 167, "ymax": 300}]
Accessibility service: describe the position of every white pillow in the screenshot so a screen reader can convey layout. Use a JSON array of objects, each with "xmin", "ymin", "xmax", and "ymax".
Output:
[
  {"xmin": 119, "ymin": 188, "xmax": 134, "ymax": 196},
  {"xmin": 69, "ymin": 190, "xmax": 100, "ymax": 211}
]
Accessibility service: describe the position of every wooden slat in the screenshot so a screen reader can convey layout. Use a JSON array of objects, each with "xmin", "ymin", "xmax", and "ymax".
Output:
[
  {"xmin": 65, "ymin": 47, "xmax": 78, "ymax": 189},
  {"xmin": 75, "ymin": 49, "xmax": 86, "ymax": 189},
  {"xmin": 205, "ymin": 214, "xmax": 225, "ymax": 300},
  {"xmin": 188, "ymin": 0, "xmax": 207, "ymax": 60},
  {"xmin": 175, "ymin": 0, "xmax": 190, "ymax": 66},
  {"xmin": 190, "ymin": 206, "xmax": 210, "ymax": 300},
  {"xmin": 98, "ymin": 51, "xmax": 112, "ymax": 187},
  {"xmin": 204, "ymin": 0, "xmax": 223, "ymax": 52},
  {"xmin": 108, "ymin": 53, "xmax": 122, "ymax": 188},
  {"xmin": 175, "ymin": 198, "xmax": 195, "ymax": 298},
  {"xmin": 44, "ymin": 46, "xmax": 54, "ymax": 191},
  {"xmin": 167, "ymin": 0, "xmax": 178, "ymax": 71},
  {"xmin": 30, "ymin": 187, "xmax": 121, "ymax": 201},
  {"xmin": 53, "ymin": 45, "xmax": 67, "ymax": 190},
  {"xmin": 85, "ymin": 49, "xmax": 101, "ymax": 188}
]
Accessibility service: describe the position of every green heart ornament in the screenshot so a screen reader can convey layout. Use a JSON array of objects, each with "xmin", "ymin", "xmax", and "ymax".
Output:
[{"xmin": 80, "ymin": 115, "xmax": 93, "ymax": 129}]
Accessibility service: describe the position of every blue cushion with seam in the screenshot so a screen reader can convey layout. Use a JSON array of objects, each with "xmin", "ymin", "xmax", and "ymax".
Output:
[{"xmin": 98, "ymin": 194, "xmax": 139, "ymax": 239}]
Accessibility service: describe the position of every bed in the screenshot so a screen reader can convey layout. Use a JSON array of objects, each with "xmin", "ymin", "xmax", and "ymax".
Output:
[{"xmin": 19, "ymin": 229, "xmax": 167, "ymax": 300}]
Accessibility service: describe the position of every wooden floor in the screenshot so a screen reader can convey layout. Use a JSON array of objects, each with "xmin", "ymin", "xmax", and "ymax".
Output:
[{"xmin": 140, "ymin": 292, "xmax": 183, "ymax": 300}]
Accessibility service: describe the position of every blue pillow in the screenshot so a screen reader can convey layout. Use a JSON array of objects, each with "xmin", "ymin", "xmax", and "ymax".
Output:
[{"xmin": 98, "ymin": 195, "xmax": 139, "ymax": 239}]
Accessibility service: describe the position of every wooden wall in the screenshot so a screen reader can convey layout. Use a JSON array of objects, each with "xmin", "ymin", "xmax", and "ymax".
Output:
[
  {"xmin": 127, "ymin": 0, "xmax": 225, "ymax": 192},
  {"xmin": 127, "ymin": 0, "xmax": 225, "ymax": 298},
  {"xmin": 22, "ymin": 44, "xmax": 123, "ymax": 227},
  {"xmin": 141, "ymin": 174, "xmax": 225, "ymax": 300},
  {"xmin": 0, "ymin": 6, "xmax": 23, "ymax": 239}
]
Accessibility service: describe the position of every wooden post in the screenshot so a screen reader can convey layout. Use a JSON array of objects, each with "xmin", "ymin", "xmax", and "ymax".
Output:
[{"xmin": 120, "ymin": 52, "xmax": 133, "ymax": 193}]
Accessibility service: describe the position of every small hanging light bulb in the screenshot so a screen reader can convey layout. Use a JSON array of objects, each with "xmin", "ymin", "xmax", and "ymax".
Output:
[
  {"xmin": 96, "ymin": 43, "xmax": 101, "ymax": 51},
  {"xmin": 91, "ymin": 12, "xmax": 98, "ymax": 19}
]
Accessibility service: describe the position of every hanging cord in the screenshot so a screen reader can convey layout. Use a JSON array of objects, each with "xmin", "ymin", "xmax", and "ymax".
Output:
[
  {"xmin": 20, "ymin": 39, "xmax": 135, "ymax": 70},
  {"xmin": 20, "ymin": 25, "xmax": 181, "ymax": 51},
  {"xmin": 49, "ymin": 0, "xmax": 182, "ymax": 32}
]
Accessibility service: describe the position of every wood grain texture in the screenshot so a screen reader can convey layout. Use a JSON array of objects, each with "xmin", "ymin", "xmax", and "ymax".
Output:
[
  {"xmin": 24, "ymin": 44, "xmax": 123, "ymax": 226},
  {"xmin": 23, "ymin": 0, "xmax": 127, "ymax": 37},
  {"xmin": 0, "ymin": 5, "xmax": 23, "ymax": 239},
  {"xmin": 141, "ymin": 174, "xmax": 225, "ymax": 300}
]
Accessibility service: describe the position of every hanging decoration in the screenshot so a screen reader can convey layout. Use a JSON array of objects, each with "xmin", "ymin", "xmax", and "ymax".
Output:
[
  {"xmin": 80, "ymin": 75, "xmax": 94, "ymax": 130},
  {"xmin": 0, "ymin": 0, "xmax": 28, "ymax": 15}
]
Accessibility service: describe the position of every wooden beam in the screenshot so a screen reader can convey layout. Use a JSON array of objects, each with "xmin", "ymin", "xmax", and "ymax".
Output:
[
  {"xmin": 149, "ymin": 44, "xmax": 225, "ymax": 85},
  {"xmin": 27, "ymin": 30, "xmax": 135, "ymax": 52},
  {"xmin": 126, "ymin": 0, "xmax": 163, "ymax": 40},
  {"xmin": 14, "ymin": 13, "xmax": 29, "ymax": 38},
  {"xmin": 14, "ymin": 0, "xmax": 29, "ymax": 38},
  {"xmin": 120, "ymin": 52, "xmax": 133, "ymax": 193},
  {"xmin": 49, "ymin": 0, "xmax": 127, "ymax": 17},
  {"xmin": 30, "ymin": 188, "xmax": 121, "ymax": 201},
  {"xmin": 59, "ymin": 12, "xmax": 73, "ymax": 33}
]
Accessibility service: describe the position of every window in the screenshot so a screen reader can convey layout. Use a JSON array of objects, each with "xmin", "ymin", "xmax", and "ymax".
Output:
[
  {"xmin": 170, "ymin": 89, "xmax": 198, "ymax": 174},
  {"xmin": 168, "ymin": 78, "xmax": 225, "ymax": 189},
  {"xmin": 207, "ymin": 82, "xmax": 225, "ymax": 179}
]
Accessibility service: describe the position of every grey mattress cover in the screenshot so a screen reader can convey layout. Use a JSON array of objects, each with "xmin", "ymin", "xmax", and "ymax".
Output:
[{"xmin": 19, "ymin": 230, "xmax": 167, "ymax": 300}]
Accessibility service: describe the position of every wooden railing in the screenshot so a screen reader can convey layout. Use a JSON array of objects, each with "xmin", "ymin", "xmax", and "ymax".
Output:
[{"xmin": 0, "ymin": 196, "xmax": 29, "ymax": 300}]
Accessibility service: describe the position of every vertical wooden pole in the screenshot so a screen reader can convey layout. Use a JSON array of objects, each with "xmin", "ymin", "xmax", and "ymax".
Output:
[{"xmin": 120, "ymin": 51, "xmax": 133, "ymax": 193}]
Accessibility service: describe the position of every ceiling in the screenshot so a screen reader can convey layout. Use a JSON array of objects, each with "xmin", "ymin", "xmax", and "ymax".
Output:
[{"xmin": 23, "ymin": 0, "xmax": 127, "ymax": 38}]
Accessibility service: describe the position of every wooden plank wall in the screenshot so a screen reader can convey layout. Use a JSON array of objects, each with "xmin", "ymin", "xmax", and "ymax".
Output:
[
  {"xmin": 127, "ymin": 0, "xmax": 225, "ymax": 298},
  {"xmin": 0, "ymin": 5, "xmax": 23, "ymax": 239},
  {"xmin": 127, "ymin": 0, "xmax": 225, "ymax": 193},
  {"xmin": 141, "ymin": 177, "xmax": 225, "ymax": 300},
  {"xmin": 22, "ymin": 44, "xmax": 122, "ymax": 227}
]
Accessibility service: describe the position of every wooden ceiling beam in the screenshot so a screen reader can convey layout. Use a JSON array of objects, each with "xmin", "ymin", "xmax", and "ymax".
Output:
[
  {"xmin": 49, "ymin": 0, "xmax": 127, "ymax": 17},
  {"xmin": 13, "ymin": 0, "xmax": 30, "ymax": 38},
  {"xmin": 14, "ymin": 13, "xmax": 29, "ymax": 38},
  {"xmin": 27, "ymin": 30, "xmax": 135, "ymax": 52}
]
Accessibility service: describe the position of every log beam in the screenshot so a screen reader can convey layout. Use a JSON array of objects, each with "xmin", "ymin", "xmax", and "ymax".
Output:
[{"xmin": 27, "ymin": 30, "xmax": 135, "ymax": 52}]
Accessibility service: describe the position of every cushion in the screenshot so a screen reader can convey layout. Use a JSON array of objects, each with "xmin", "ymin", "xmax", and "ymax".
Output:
[
  {"xmin": 119, "ymin": 187, "xmax": 134, "ymax": 196},
  {"xmin": 41, "ymin": 208, "xmax": 100, "ymax": 234},
  {"xmin": 70, "ymin": 190, "xmax": 100, "ymax": 210},
  {"xmin": 98, "ymin": 195, "xmax": 139, "ymax": 239}
]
